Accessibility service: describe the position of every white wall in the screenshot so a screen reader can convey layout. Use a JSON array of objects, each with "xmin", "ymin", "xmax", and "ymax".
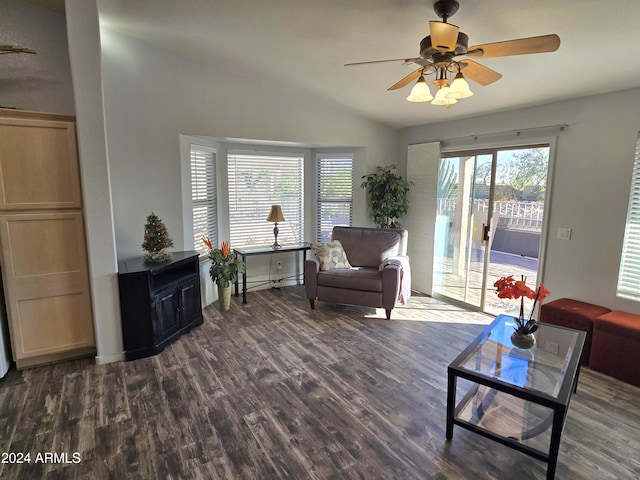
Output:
[
  {"xmin": 90, "ymin": 19, "xmax": 398, "ymax": 358},
  {"xmin": 0, "ymin": 0, "xmax": 75, "ymax": 114},
  {"xmin": 398, "ymin": 88, "xmax": 640, "ymax": 314},
  {"xmin": 99, "ymin": 29, "xmax": 398, "ymax": 262},
  {"xmin": 26, "ymin": 0, "xmax": 640, "ymax": 363},
  {"xmin": 1, "ymin": 1, "xmax": 123, "ymax": 364},
  {"xmin": 66, "ymin": 0, "xmax": 122, "ymax": 364},
  {"xmin": 9, "ymin": 0, "xmax": 399, "ymax": 363}
]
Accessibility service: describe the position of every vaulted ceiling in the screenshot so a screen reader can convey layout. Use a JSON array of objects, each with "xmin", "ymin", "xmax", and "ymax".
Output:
[{"xmin": 27, "ymin": 0, "xmax": 640, "ymax": 128}]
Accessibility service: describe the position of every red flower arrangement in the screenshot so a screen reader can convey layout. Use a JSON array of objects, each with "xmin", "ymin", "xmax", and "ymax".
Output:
[
  {"xmin": 202, "ymin": 237, "xmax": 245, "ymax": 288},
  {"xmin": 494, "ymin": 275, "xmax": 550, "ymax": 334}
]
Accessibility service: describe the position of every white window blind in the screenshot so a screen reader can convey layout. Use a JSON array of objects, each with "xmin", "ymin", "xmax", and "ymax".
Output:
[
  {"xmin": 617, "ymin": 133, "xmax": 640, "ymax": 300},
  {"xmin": 227, "ymin": 151, "xmax": 304, "ymax": 247},
  {"xmin": 316, "ymin": 154, "xmax": 353, "ymax": 242},
  {"xmin": 190, "ymin": 145, "xmax": 217, "ymax": 256}
]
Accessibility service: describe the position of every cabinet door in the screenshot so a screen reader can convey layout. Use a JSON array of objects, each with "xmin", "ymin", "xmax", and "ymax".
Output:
[
  {"xmin": 0, "ymin": 117, "xmax": 82, "ymax": 210},
  {"xmin": 153, "ymin": 286, "xmax": 181, "ymax": 341},
  {"xmin": 177, "ymin": 274, "xmax": 201, "ymax": 327},
  {"xmin": 0, "ymin": 212, "xmax": 95, "ymax": 360}
]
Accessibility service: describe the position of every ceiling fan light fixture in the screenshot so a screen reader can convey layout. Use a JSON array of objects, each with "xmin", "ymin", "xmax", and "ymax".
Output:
[
  {"xmin": 431, "ymin": 86, "xmax": 457, "ymax": 108},
  {"xmin": 344, "ymin": 0, "xmax": 561, "ymax": 111},
  {"xmin": 429, "ymin": 21, "xmax": 459, "ymax": 51},
  {"xmin": 447, "ymin": 72, "xmax": 474, "ymax": 99},
  {"xmin": 406, "ymin": 76, "xmax": 433, "ymax": 102}
]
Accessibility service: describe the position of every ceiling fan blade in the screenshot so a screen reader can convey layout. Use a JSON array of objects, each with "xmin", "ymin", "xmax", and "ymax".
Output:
[
  {"xmin": 388, "ymin": 67, "xmax": 424, "ymax": 91},
  {"xmin": 459, "ymin": 60, "xmax": 502, "ymax": 86},
  {"xmin": 345, "ymin": 57, "xmax": 420, "ymax": 67},
  {"xmin": 466, "ymin": 34, "xmax": 560, "ymax": 58},
  {"xmin": 429, "ymin": 21, "xmax": 460, "ymax": 51}
]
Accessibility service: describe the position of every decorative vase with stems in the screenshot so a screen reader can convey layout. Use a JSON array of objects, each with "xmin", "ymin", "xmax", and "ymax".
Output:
[
  {"xmin": 203, "ymin": 238, "xmax": 246, "ymax": 311},
  {"xmin": 494, "ymin": 275, "xmax": 551, "ymax": 349},
  {"xmin": 217, "ymin": 284, "xmax": 232, "ymax": 311}
]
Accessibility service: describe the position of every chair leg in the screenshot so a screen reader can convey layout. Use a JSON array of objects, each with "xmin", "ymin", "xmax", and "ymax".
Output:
[
  {"xmin": 310, "ymin": 299, "xmax": 317, "ymax": 309},
  {"xmin": 385, "ymin": 309, "xmax": 392, "ymax": 320}
]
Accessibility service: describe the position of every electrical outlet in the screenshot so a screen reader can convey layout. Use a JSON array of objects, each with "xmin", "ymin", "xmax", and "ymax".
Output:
[
  {"xmin": 557, "ymin": 227, "xmax": 571, "ymax": 241},
  {"xmin": 545, "ymin": 341, "xmax": 559, "ymax": 355}
]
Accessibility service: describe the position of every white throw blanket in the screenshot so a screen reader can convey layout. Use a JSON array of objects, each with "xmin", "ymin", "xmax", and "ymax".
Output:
[{"xmin": 379, "ymin": 256, "xmax": 412, "ymax": 305}]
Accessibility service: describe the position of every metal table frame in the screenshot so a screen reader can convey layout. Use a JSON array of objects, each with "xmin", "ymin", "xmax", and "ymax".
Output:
[
  {"xmin": 446, "ymin": 315, "xmax": 585, "ymax": 480},
  {"xmin": 233, "ymin": 243, "xmax": 310, "ymax": 304}
]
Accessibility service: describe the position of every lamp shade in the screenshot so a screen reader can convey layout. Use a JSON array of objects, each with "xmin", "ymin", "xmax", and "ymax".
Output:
[
  {"xmin": 266, "ymin": 205, "xmax": 285, "ymax": 222},
  {"xmin": 406, "ymin": 77, "xmax": 433, "ymax": 102},
  {"xmin": 447, "ymin": 72, "xmax": 474, "ymax": 99},
  {"xmin": 431, "ymin": 86, "xmax": 457, "ymax": 108},
  {"xmin": 429, "ymin": 21, "xmax": 459, "ymax": 51}
]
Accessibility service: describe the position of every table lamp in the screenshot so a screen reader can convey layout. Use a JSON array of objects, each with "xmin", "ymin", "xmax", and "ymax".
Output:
[{"xmin": 266, "ymin": 205, "xmax": 285, "ymax": 249}]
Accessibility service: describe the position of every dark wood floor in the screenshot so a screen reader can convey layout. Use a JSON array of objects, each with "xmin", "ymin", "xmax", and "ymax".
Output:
[{"xmin": 1, "ymin": 286, "xmax": 639, "ymax": 479}]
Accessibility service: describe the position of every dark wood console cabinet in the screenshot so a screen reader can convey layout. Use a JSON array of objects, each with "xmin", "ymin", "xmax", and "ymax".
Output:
[{"xmin": 118, "ymin": 251, "xmax": 203, "ymax": 361}]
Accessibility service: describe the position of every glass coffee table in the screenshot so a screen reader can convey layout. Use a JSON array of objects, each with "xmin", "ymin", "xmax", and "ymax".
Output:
[{"xmin": 446, "ymin": 314, "xmax": 585, "ymax": 480}]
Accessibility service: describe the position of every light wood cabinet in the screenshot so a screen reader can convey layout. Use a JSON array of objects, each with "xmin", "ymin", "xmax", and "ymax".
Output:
[
  {"xmin": 0, "ymin": 109, "xmax": 95, "ymax": 368},
  {"xmin": 0, "ymin": 115, "xmax": 82, "ymax": 210}
]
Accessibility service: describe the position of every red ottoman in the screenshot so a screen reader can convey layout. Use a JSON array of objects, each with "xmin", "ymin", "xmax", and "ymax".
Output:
[
  {"xmin": 540, "ymin": 298, "xmax": 611, "ymax": 366},
  {"xmin": 590, "ymin": 311, "xmax": 640, "ymax": 387}
]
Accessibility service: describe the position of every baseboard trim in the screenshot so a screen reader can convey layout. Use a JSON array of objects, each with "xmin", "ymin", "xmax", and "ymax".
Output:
[
  {"xmin": 16, "ymin": 346, "xmax": 97, "ymax": 369},
  {"xmin": 94, "ymin": 352, "xmax": 125, "ymax": 365}
]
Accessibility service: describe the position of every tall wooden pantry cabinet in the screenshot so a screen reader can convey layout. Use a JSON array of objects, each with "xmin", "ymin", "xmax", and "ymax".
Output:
[{"xmin": 0, "ymin": 108, "xmax": 95, "ymax": 368}]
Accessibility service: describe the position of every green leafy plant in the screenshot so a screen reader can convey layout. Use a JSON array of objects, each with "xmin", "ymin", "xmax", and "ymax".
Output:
[
  {"xmin": 438, "ymin": 160, "xmax": 457, "ymax": 199},
  {"xmin": 361, "ymin": 165, "xmax": 413, "ymax": 229},
  {"xmin": 203, "ymin": 238, "xmax": 246, "ymax": 288}
]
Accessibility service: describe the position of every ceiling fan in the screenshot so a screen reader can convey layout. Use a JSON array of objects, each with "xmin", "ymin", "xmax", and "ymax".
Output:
[
  {"xmin": 345, "ymin": 0, "xmax": 560, "ymax": 107},
  {"xmin": 0, "ymin": 45, "xmax": 36, "ymax": 55}
]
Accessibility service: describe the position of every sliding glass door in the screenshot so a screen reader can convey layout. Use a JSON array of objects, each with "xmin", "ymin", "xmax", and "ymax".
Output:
[
  {"xmin": 433, "ymin": 153, "xmax": 492, "ymax": 308},
  {"xmin": 433, "ymin": 145, "xmax": 550, "ymax": 315}
]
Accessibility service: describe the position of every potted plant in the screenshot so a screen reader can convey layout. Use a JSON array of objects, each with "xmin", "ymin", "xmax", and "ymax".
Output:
[
  {"xmin": 361, "ymin": 165, "xmax": 413, "ymax": 228},
  {"xmin": 494, "ymin": 275, "xmax": 551, "ymax": 348},
  {"xmin": 203, "ymin": 238, "xmax": 246, "ymax": 311}
]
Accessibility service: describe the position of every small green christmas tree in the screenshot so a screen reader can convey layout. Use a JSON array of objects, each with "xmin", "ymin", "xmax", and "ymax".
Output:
[{"xmin": 142, "ymin": 212, "xmax": 174, "ymax": 264}]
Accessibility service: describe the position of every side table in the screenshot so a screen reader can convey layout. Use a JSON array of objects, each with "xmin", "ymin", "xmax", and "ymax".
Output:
[{"xmin": 233, "ymin": 243, "xmax": 311, "ymax": 304}]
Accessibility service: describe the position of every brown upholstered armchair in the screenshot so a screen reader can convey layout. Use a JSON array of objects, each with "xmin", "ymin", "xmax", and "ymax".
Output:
[{"xmin": 305, "ymin": 226, "xmax": 410, "ymax": 320}]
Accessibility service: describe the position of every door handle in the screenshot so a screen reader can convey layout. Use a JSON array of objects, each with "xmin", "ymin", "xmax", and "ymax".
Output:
[{"xmin": 482, "ymin": 223, "xmax": 490, "ymax": 243}]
